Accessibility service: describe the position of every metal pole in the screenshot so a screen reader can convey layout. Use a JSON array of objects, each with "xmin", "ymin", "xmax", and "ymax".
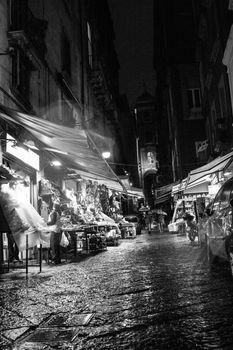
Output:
[
  {"xmin": 26, "ymin": 235, "xmax": 28, "ymax": 277},
  {"xmin": 0, "ymin": 232, "xmax": 3, "ymax": 274},
  {"xmin": 182, "ymin": 199, "xmax": 186, "ymax": 213},
  {"xmin": 194, "ymin": 200, "xmax": 200, "ymax": 244},
  {"xmin": 39, "ymin": 244, "xmax": 42, "ymax": 273},
  {"xmin": 194, "ymin": 200, "xmax": 198, "ymax": 223},
  {"xmin": 74, "ymin": 233, "xmax": 77, "ymax": 258}
]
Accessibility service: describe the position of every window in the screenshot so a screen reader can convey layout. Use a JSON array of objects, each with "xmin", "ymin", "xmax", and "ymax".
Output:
[
  {"xmin": 187, "ymin": 88, "xmax": 201, "ymax": 109},
  {"xmin": 61, "ymin": 30, "xmax": 71, "ymax": 77},
  {"xmin": 147, "ymin": 151, "xmax": 155, "ymax": 165},
  {"xmin": 87, "ymin": 22, "xmax": 93, "ymax": 68},
  {"xmin": 12, "ymin": 48, "xmax": 32, "ymax": 102}
]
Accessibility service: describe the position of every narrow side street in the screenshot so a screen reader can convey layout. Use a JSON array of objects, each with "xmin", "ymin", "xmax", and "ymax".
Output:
[{"xmin": 1, "ymin": 232, "xmax": 233, "ymax": 350}]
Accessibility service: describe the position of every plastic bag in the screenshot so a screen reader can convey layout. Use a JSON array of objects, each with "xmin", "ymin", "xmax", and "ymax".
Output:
[{"xmin": 60, "ymin": 232, "xmax": 69, "ymax": 248}]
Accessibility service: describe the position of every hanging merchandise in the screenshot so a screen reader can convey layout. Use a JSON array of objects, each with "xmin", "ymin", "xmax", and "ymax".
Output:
[
  {"xmin": 39, "ymin": 178, "xmax": 53, "ymax": 196},
  {"xmin": 0, "ymin": 182, "xmax": 50, "ymax": 251},
  {"xmin": 99, "ymin": 184, "xmax": 110, "ymax": 216},
  {"xmin": 60, "ymin": 232, "xmax": 69, "ymax": 248}
]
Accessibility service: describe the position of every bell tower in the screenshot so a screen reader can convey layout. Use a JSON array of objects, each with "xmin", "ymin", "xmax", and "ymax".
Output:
[{"xmin": 134, "ymin": 89, "xmax": 158, "ymax": 207}]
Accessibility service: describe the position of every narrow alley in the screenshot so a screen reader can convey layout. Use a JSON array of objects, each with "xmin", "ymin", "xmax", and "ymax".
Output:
[{"xmin": 1, "ymin": 232, "xmax": 233, "ymax": 350}]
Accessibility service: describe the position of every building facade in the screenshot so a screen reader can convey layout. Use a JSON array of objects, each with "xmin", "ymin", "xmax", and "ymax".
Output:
[
  {"xmin": 134, "ymin": 90, "xmax": 158, "ymax": 207},
  {"xmin": 0, "ymin": 0, "xmax": 133, "ymax": 271},
  {"xmin": 154, "ymin": 0, "xmax": 208, "ymax": 188},
  {"xmin": 194, "ymin": 0, "xmax": 233, "ymax": 157}
]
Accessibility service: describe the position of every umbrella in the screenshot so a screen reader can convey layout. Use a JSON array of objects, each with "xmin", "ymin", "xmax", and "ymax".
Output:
[
  {"xmin": 138, "ymin": 206, "xmax": 150, "ymax": 212},
  {"xmin": 154, "ymin": 209, "xmax": 167, "ymax": 215}
]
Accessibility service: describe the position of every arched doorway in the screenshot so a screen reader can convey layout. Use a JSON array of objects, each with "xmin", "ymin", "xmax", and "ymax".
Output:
[{"xmin": 143, "ymin": 170, "xmax": 157, "ymax": 208}]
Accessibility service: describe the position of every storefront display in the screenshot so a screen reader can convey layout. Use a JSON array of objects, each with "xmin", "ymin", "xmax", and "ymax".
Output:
[{"xmin": 0, "ymin": 182, "xmax": 49, "ymax": 250}]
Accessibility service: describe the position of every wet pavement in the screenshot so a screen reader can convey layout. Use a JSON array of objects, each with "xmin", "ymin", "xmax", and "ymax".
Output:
[{"xmin": 1, "ymin": 231, "xmax": 233, "ymax": 349}]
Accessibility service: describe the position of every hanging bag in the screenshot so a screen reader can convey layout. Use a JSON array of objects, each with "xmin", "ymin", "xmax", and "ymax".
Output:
[{"xmin": 60, "ymin": 232, "xmax": 69, "ymax": 248}]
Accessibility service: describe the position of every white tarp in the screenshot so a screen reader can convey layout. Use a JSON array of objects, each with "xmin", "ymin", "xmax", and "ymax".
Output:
[
  {"xmin": 0, "ymin": 105, "xmax": 125, "ymax": 191},
  {"xmin": 186, "ymin": 151, "xmax": 233, "ymax": 188},
  {"xmin": 0, "ymin": 184, "xmax": 51, "ymax": 251}
]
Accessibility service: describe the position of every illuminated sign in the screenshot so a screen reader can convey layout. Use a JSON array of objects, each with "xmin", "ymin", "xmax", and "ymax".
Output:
[{"xmin": 6, "ymin": 134, "xmax": 40, "ymax": 171}]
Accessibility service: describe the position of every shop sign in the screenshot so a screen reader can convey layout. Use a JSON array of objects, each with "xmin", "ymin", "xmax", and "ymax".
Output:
[{"xmin": 6, "ymin": 134, "xmax": 39, "ymax": 171}]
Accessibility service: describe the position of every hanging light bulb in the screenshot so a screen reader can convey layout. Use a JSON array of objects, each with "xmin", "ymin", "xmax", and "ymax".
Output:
[
  {"xmin": 50, "ymin": 160, "xmax": 62, "ymax": 167},
  {"xmin": 102, "ymin": 151, "xmax": 111, "ymax": 159}
]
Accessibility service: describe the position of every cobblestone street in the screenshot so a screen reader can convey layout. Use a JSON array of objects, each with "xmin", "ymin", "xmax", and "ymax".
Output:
[{"xmin": 1, "ymin": 232, "xmax": 233, "ymax": 349}]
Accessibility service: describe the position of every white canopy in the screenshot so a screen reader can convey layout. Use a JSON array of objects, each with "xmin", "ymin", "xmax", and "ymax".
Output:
[
  {"xmin": 0, "ymin": 105, "xmax": 125, "ymax": 191},
  {"xmin": 186, "ymin": 151, "xmax": 233, "ymax": 188}
]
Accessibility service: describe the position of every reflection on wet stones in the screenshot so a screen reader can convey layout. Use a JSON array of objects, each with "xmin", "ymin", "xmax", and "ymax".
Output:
[{"xmin": 2, "ymin": 233, "xmax": 233, "ymax": 348}]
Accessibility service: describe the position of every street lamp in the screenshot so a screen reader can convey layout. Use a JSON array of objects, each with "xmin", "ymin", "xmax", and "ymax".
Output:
[
  {"xmin": 50, "ymin": 160, "xmax": 62, "ymax": 167},
  {"xmin": 102, "ymin": 151, "xmax": 111, "ymax": 159}
]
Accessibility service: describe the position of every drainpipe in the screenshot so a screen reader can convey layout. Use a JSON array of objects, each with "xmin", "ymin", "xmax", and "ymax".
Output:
[{"xmin": 78, "ymin": 0, "xmax": 85, "ymax": 124}]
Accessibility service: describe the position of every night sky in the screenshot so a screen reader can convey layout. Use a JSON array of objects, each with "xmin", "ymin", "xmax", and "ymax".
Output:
[{"xmin": 108, "ymin": 0, "xmax": 155, "ymax": 109}]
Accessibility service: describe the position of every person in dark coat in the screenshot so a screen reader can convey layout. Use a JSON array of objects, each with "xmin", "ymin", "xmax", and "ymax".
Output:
[
  {"xmin": 47, "ymin": 203, "xmax": 62, "ymax": 264},
  {"xmin": 0, "ymin": 204, "xmax": 20, "ymax": 262}
]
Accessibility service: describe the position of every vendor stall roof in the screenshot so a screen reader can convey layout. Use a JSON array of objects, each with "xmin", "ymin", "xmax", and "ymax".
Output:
[
  {"xmin": 172, "ymin": 178, "xmax": 188, "ymax": 195},
  {"xmin": 69, "ymin": 169, "xmax": 126, "ymax": 192},
  {"xmin": 127, "ymin": 187, "xmax": 144, "ymax": 198},
  {"xmin": 186, "ymin": 151, "xmax": 233, "ymax": 188},
  {"xmin": 154, "ymin": 192, "xmax": 171, "ymax": 205},
  {"xmin": 155, "ymin": 181, "xmax": 180, "ymax": 202},
  {"xmin": 0, "ymin": 105, "xmax": 125, "ymax": 191},
  {"xmin": 183, "ymin": 181, "xmax": 209, "ymax": 195}
]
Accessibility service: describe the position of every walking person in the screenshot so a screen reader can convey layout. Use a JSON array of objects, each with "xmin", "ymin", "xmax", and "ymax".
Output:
[
  {"xmin": 0, "ymin": 203, "xmax": 21, "ymax": 263},
  {"xmin": 158, "ymin": 214, "xmax": 165, "ymax": 232},
  {"xmin": 156, "ymin": 209, "xmax": 167, "ymax": 232},
  {"xmin": 47, "ymin": 203, "xmax": 62, "ymax": 264}
]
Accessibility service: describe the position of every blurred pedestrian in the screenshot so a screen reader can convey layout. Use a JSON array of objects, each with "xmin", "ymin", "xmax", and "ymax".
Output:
[
  {"xmin": 47, "ymin": 203, "xmax": 62, "ymax": 264},
  {"xmin": 0, "ymin": 203, "xmax": 21, "ymax": 262},
  {"xmin": 158, "ymin": 213, "xmax": 165, "ymax": 232}
]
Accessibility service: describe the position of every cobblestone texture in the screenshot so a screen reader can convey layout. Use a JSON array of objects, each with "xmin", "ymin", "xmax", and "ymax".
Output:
[{"xmin": 1, "ymin": 232, "xmax": 233, "ymax": 349}]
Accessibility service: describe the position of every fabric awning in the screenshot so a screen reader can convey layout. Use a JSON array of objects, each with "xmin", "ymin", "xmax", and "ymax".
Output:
[
  {"xmin": 154, "ymin": 193, "xmax": 171, "ymax": 205},
  {"xmin": 172, "ymin": 178, "xmax": 188, "ymax": 195},
  {"xmin": 183, "ymin": 181, "xmax": 209, "ymax": 195},
  {"xmin": 154, "ymin": 182, "xmax": 177, "ymax": 205},
  {"xmin": 186, "ymin": 151, "xmax": 233, "ymax": 188},
  {"xmin": 156, "ymin": 182, "xmax": 174, "ymax": 198},
  {"xmin": 68, "ymin": 169, "xmax": 125, "ymax": 192},
  {"xmin": 156, "ymin": 181, "xmax": 180, "ymax": 200},
  {"xmin": 126, "ymin": 187, "xmax": 144, "ymax": 198},
  {"xmin": 0, "ymin": 105, "xmax": 125, "ymax": 191}
]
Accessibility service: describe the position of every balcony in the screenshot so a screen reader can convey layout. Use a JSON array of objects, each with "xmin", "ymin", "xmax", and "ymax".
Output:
[{"xmin": 8, "ymin": 3, "xmax": 47, "ymax": 58}]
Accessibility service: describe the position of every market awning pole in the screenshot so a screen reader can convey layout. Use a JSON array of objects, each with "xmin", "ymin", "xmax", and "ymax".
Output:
[
  {"xmin": 26, "ymin": 235, "xmax": 28, "ymax": 277},
  {"xmin": 39, "ymin": 244, "xmax": 42, "ymax": 273}
]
